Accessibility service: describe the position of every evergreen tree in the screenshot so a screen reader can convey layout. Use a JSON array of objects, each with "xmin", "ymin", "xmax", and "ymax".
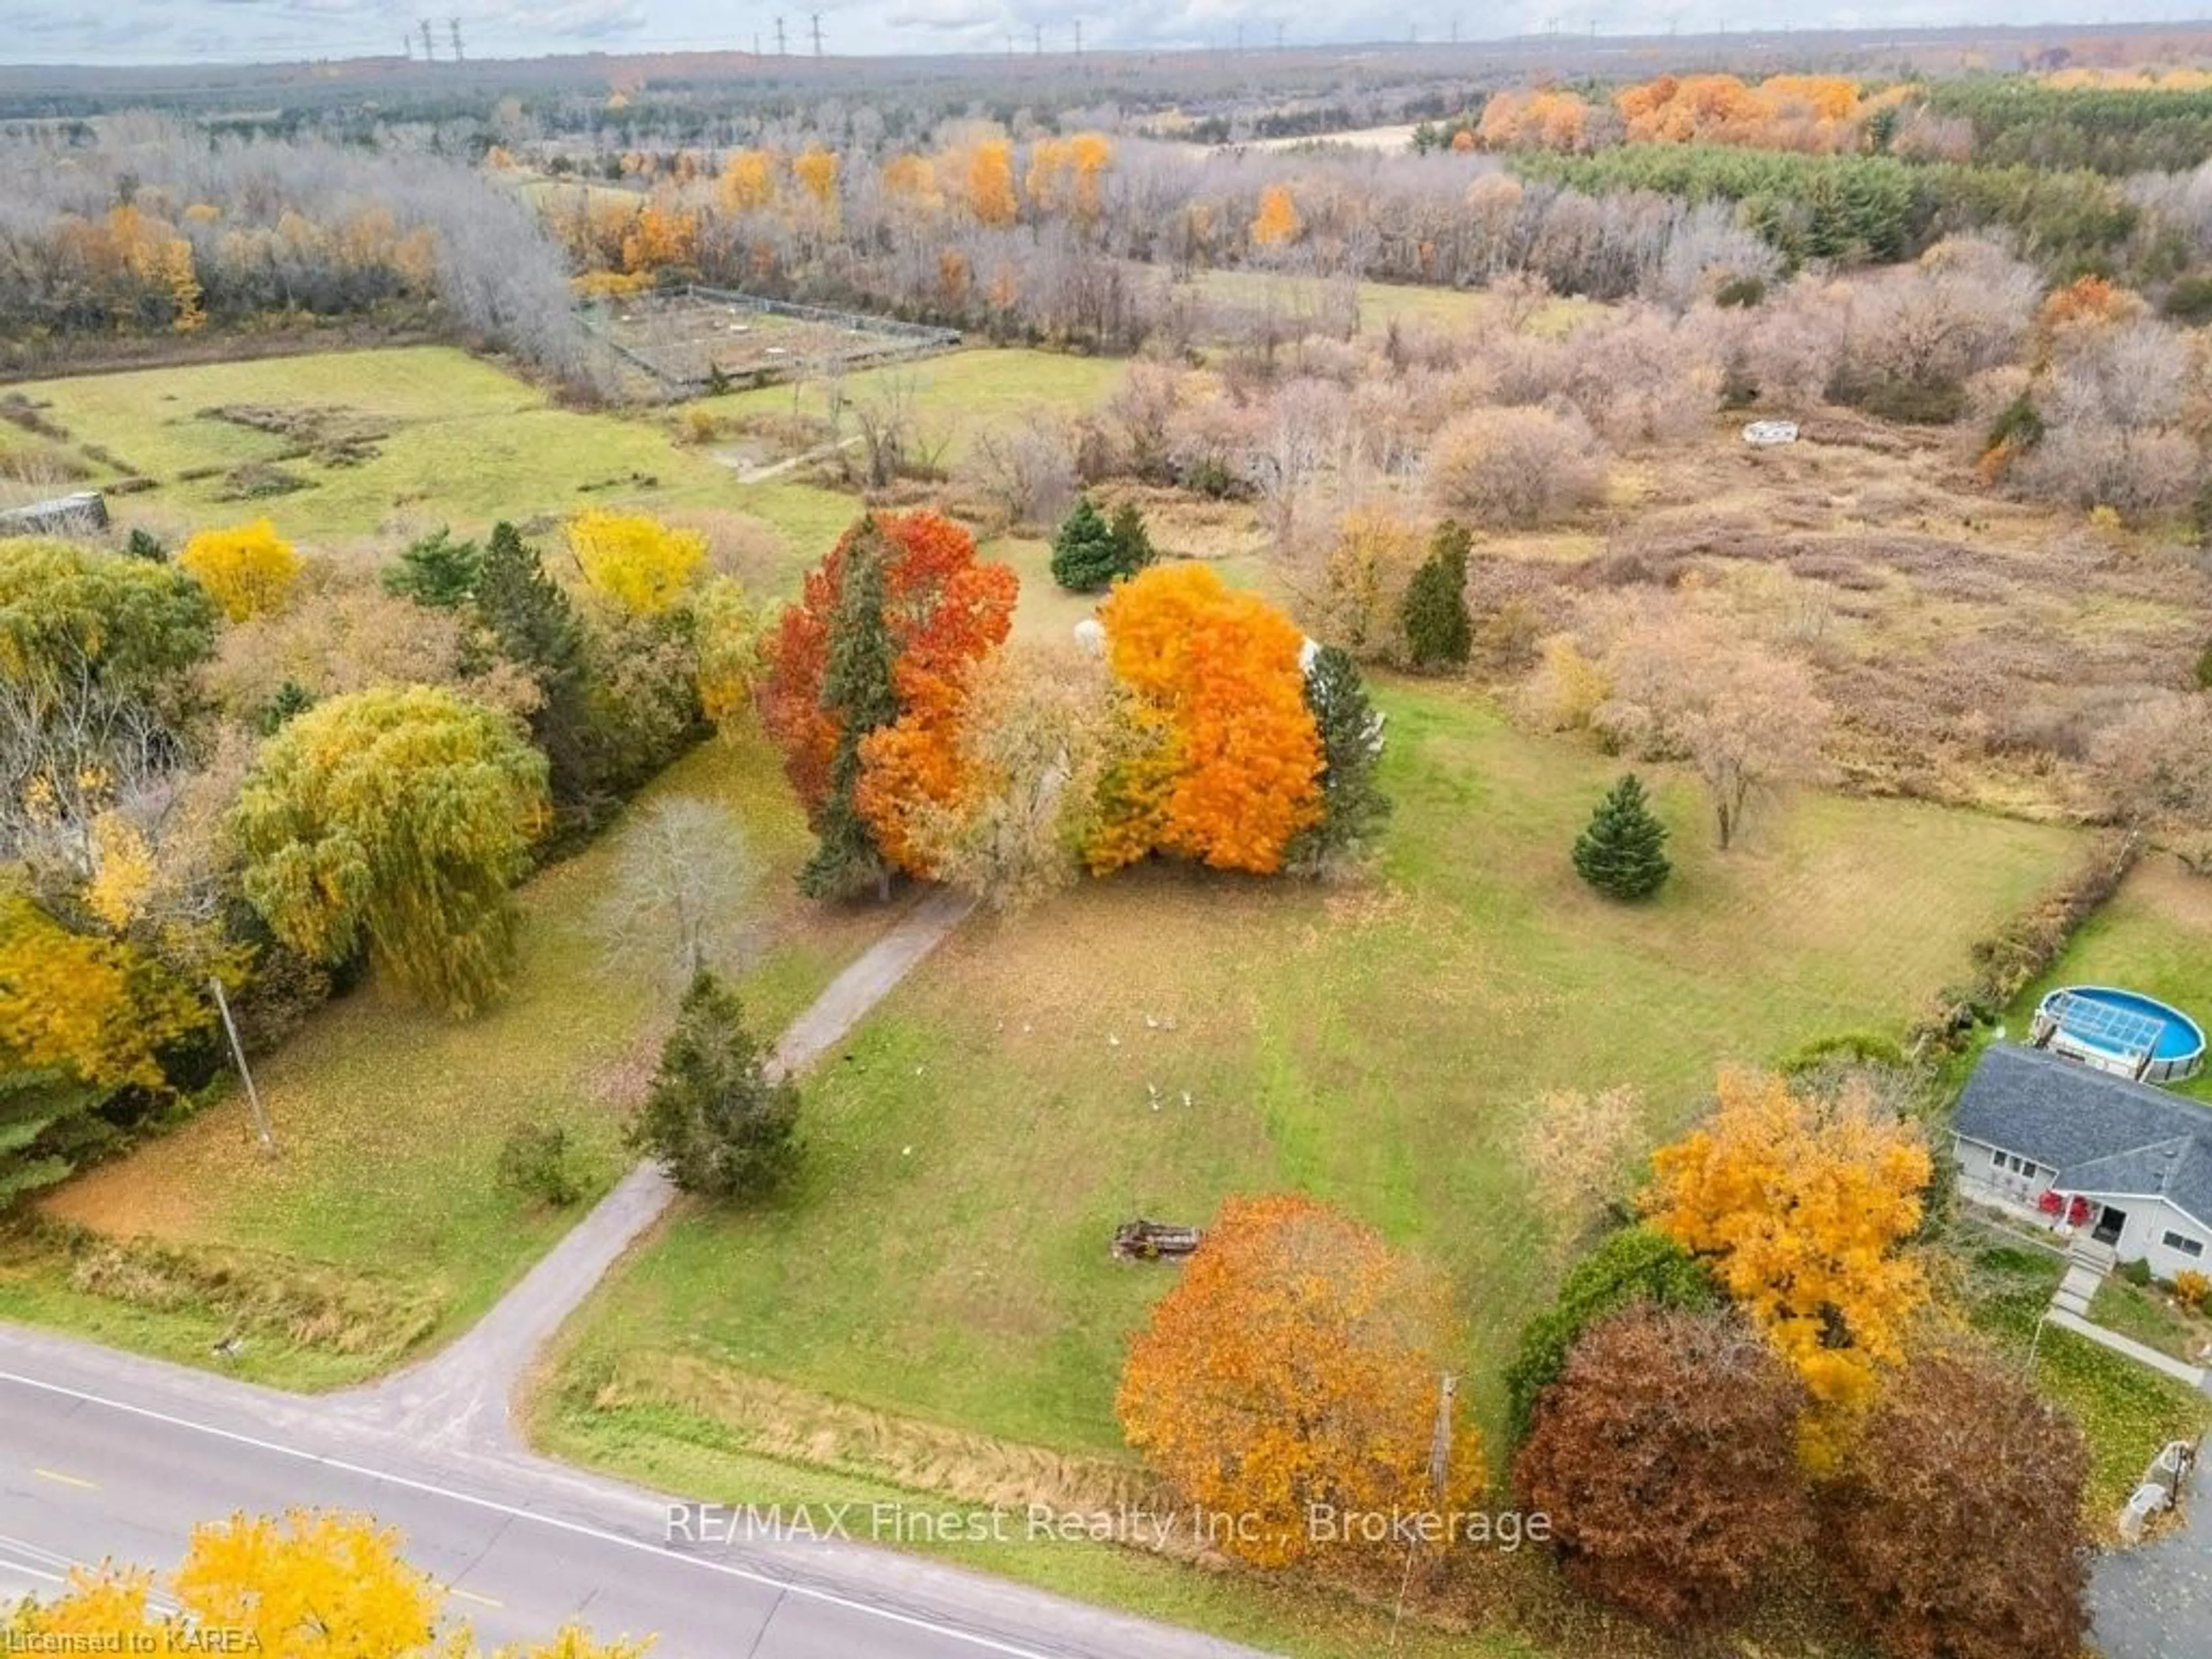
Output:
[
  {"xmin": 256, "ymin": 679, "xmax": 315, "ymax": 736},
  {"xmin": 475, "ymin": 521, "xmax": 601, "ymax": 813},
  {"xmin": 1400, "ymin": 519, "xmax": 1473, "ymax": 671},
  {"xmin": 1286, "ymin": 645, "xmax": 1392, "ymax": 875},
  {"xmin": 1107, "ymin": 502, "xmax": 1156, "ymax": 581},
  {"xmin": 1573, "ymin": 774, "xmax": 1672, "ymax": 901},
  {"xmin": 1049, "ymin": 496, "xmax": 1124, "ymax": 592},
  {"xmin": 801, "ymin": 529, "xmax": 900, "ymax": 900},
  {"xmin": 381, "ymin": 527, "xmax": 482, "ymax": 609},
  {"xmin": 628, "ymin": 969, "xmax": 800, "ymax": 1201}
]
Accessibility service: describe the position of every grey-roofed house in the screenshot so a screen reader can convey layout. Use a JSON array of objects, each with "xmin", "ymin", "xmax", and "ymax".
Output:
[{"xmin": 1954, "ymin": 1042, "xmax": 2212, "ymax": 1279}]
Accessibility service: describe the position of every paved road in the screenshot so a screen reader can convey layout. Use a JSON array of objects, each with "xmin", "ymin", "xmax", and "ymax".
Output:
[
  {"xmin": 0, "ymin": 1325, "xmax": 1261, "ymax": 1657},
  {"xmin": 2094, "ymin": 1451, "xmax": 2212, "ymax": 1659},
  {"xmin": 3, "ymin": 883, "xmax": 1262, "ymax": 1656}
]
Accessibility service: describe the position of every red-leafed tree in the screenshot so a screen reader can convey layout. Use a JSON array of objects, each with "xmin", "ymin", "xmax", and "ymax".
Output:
[{"xmin": 760, "ymin": 512, "xmax": 1017, "ymax": 887}]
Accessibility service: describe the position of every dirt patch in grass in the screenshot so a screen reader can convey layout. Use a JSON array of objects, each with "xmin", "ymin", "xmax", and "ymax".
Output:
[{"xmin": 205, "ymin": 403, "xmax": 394, "ymax": 465}]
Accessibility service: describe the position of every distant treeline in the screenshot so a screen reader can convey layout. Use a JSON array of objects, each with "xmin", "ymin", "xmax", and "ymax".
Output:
[
  {"xmin": 1921, "ymin": 79, "xmax": 2212, "ymax": 174},
  {"xmin": 1514, "ymin": 145, "xmax": 2162, "ymax": 276}
]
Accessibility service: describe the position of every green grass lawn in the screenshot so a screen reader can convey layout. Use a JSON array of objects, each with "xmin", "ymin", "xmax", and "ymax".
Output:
[
  {"xmin": 2090, "ymin": 1275, "xmax": 2212, "ymax": 1363},
  {"xmin": 546, "ymin": 684, "xmax": 2080, "ymax": 1461},
  {"xmin": 700, "ymin": 347, "xmax": 1125, "ymax": 464},
  {"xmin": 0, "ymin": 734, "xmax": 892, "ymax": 1388},
  {"xmin": 1962, "ymin": 1236, "xmax": 2212, "ymax": 1528},
  {"xmin": 4, "ymin": 345, "xmax": 1071, "ymax": 567},
  {"xmin": 2009, "ymin": 854, "xmax": 2212, "ymax": 1104}
]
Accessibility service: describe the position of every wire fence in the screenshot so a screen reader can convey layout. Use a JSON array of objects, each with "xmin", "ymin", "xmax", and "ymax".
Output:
[{"xmin": 578, "ymin": 285, "xmax": 961, "ymax": 399}]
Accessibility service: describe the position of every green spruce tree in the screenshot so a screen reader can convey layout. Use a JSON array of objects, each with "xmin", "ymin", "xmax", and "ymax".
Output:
[
  {"xmin": 382, "ymin": 527, "xmax": 482, "ymax": 609},
  {"xmin": 1572, "ymin": 773, "xmax": 1672, "ymax": 901},
  {"xmin": 475, "ymin": 521, "xmax": 602, "ymax": 816},
  {"xmin": 1050, "ymin": 495, "xmax": 1123, "ymax": 592},
  {"xmin": 1286, "ymin": 645, "xmax": 1392, "ymax": 875},
  {"xmin": 1107, "ymin": 501, "xmax": 1156, "ymax": 581},
  {"xmin": 801, "ymin": 528, "xmax": 900, "ymax": 900},
  {"xmin": 627, "ymin": 970, "xmax": 800, "ymax": 1200},
  {"xmin": 1400, "ymin": 518, "xmax": 1473, "ymax": 671}
]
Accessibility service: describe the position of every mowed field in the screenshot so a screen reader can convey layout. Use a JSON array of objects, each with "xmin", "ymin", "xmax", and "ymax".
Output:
[
  {"xmin": 4, "ymin": 343, "xmax": 1116, "ymax": 562},
  {"xmin": 548, "ymin": 684, "xmax": 2081, "ymax": 1465},
  {"xmin": 0, "ymin": 735, "xmax": 896, "ymax": 1388}
]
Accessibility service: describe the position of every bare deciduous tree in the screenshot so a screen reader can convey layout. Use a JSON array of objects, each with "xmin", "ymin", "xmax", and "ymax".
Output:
[
  {"xmin": 1600, "ymin": 613, "xmax": 1832, "ymax": 850},
  {"xmin": 592, "ymin": 796, "xmax": 762, "ymax": 994},
  {"xmin": 1518, "ymin": 1083, "xmax": 1644, "ymax": 1260}
]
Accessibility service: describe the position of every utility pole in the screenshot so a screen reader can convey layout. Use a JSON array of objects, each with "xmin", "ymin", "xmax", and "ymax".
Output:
[
  {"xmin": 419, "ymin": 17, "xmax": 435, "ymax": 59},
  {"xmin": 774, "ymin": 15, "xmax": 786, "ymax": 54},
  {"xmin": 449, "ymin": 17, "xmax": 464, "ymax": 61},
  {"xmin": 752, "ymin": 28, "xmax": 761, "ymax": 54},
  {"xmin": 210, "ymin": 976, "xmax": 275, "ymax": 1157},
  {"xmin": 809, "ymin": 10, "xmax": 823, "ymax": 55}
]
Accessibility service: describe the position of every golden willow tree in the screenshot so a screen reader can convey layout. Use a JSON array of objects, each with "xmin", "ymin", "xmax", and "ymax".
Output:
[{"xmin": 229, "ymin": 686, "xmax": 551, "ymax": 1017}]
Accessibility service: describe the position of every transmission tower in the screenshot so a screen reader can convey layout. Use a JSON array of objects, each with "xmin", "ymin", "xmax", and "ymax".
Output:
[
  {"xmin": 1448, "ymin": 15, "xmax": 1460, "ymax": 41},
  {"xmin": 809, "ymin": 10, "xmax": 823, "ymax": 54},
  {"xmin": 774, "ymin": 15, "xmax": 787, "ymax": 54},
  {"xmin": 402, "ymin": 33, "xmax": 413, "ymax": 59},
  {"xmin": 449, "ymin": 17, "xmax": 464, "ymax": 60},
  {"xmin": 419, "ymin": 17, "xmax": 435, "ymax": 60},
  {"xmin": 1274, "ymin": 21, "xmax": 1286, "ymax": 49},
  {"xmin": 1072, "ymin": 18, "xmax": 1081, "ymax": 54},
  {"xmin": 1234, "ymin": 21, "xmax": 1244, "ymax": 50},
  {"xmin": 1033, "ymin": 22, "xmax": 1041, "ymax": 53}
]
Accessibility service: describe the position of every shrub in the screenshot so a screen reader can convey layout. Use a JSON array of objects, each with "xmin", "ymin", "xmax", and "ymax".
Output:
[
  {"xmin": 1503, "ymin": 1224, "xmax": 1720, "ymax": 1445},
  {"xmin": 2175, "ymin": 1268, "xmax": 2210, "ymax": 1310},
  {"xmin": 2122, "ymin": 1255, "xmax": 2155, "ymax": 1287},
  {"xmin": 124, "ymin": 527, "xmax": 167, "ymax": 562},
  {"xmin": 496, "ymin": 1122, "xmax": 584, "ymax": 1209},
  {"xmin": 1426, "ymin": 404, "xmax": 1605, "ymax": 529},
  {"xmin": 2164, "ymin": 273, "xmax": 2212, "ymax": 325},
  {"xmin": 1715, "ymin": 274, "xmax": 1767, "ymax": 307},
  {"xmin": 179, "ymin": 518, "xmax": 302, "ymax": 622}
]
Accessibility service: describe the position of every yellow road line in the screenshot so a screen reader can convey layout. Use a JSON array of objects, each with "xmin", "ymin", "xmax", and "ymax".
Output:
[{"xmin": 31, "ymin": 1469, "xmax": 97, "ymax": 1490}]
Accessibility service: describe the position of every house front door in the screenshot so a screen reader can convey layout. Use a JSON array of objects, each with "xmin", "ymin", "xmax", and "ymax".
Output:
[{"xmin": 2094, "ymin": 1205, "xmax": 2128, "ymax": 1246}]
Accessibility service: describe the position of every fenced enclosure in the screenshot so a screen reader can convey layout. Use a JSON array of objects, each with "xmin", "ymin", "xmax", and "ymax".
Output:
[{"xmin": 581, "ymin": 285, "xmax": 961, "ymax": 399}]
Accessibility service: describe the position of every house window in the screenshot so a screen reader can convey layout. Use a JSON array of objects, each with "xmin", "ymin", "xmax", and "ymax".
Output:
[
  {"xmin": 2162, "ymin": 1230, "xmax": 2205, "ymax": 1259},
  {"xmin": 1992, "ymin": 1147, "xmax": 2007, "ymax": 1170},
  {"xmin": 1993, "ymin": 1152, "xmax": 2040, "ymax": 1179}
]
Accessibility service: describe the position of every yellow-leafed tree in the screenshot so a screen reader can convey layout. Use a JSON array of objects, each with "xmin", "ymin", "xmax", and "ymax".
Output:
[
  {"xmin": 1250, "ymin": 183, "xmax": 1301, "ymax": 248},
  {"xmin": 8, "ymin": 1509, "xmax": 653, "ymax": 1658},
  {"xmin": 569, "ymin": 510, "xmax": 707, "ymax": 617},
  {"xmin": 1643, "ymin": 1067, "xmax": 1931, "ymax": 1456},
  {"xmin": 0, "ymin": 893, "xmax": 210, "ymax": 1089},
  {"xmin": 180, "ymin": 518, "xmax": 301, "ymax": 622}
]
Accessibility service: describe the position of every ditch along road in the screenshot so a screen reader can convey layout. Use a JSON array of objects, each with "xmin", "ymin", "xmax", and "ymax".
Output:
[{"xmin": 0, "ymin": 885, "xmax": 1262, "ymax": 1659}]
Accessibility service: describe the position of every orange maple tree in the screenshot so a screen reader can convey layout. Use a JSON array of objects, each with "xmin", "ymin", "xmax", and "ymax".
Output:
[
  {"xmin": 1092, "ymin": 565, "xmax": 1321, "ymax": 875},
  {"xmin": 760, "ymin": 512, "xmax": 1017, "ymax": 876},
  {"xmin": 1116, "ymin": 1193, "xmax": 1482, "ymax": 1570}
]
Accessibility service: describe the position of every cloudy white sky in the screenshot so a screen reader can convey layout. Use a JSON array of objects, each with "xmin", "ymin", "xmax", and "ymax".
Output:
[{"xmin": 0, "ymin": 0, "xmax": 2186, "ymax": 66}]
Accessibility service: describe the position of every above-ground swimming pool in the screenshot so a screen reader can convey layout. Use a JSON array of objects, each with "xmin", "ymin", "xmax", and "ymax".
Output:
[{"xmin": 2033, "ymin": 986, "xmax": 2207, "ymax": 1085}]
